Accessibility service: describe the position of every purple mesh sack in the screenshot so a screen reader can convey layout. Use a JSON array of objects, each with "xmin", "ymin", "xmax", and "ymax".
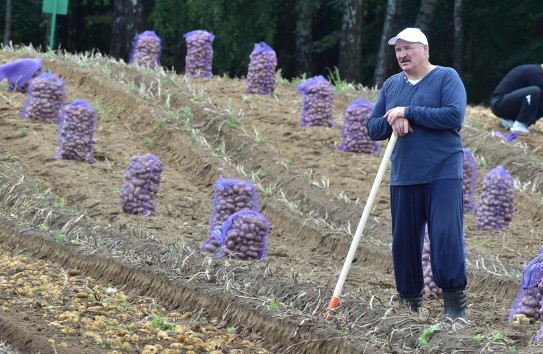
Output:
[
  {"xmin": 422, "ymin": 225, "xmax": 467, "ymax": 297},
  {"xmin": 215, "ymin": 210, "xmax": 269, "ymax": 260},
  {"xmin": 535, "ymin": 326, "xmax": 543, "ymax": 343},
  {"xmin": 183, "ymin": 30, "xmax": 215, "ymax": 79},
  {"xmin": 120, "ymin": 154, "xmax": 164, "ymax": 216},
  {"xmin": 20, "ymin": 72, "xmax": 65, "ymax": 123},
  {"xmin": 338, "ymin": 98, "xmax": 381, "ymax": 153},
  {"xmin": 129, "ymin": 30, "xmax": 162, "ymax": 69},
  {"xmin": 475, "ymin": 166, "xmax": 514, "ymax": 230},
  {"xmin": 0, "ymin": 58, "xmax": 42, "ymax": 92},
  {"xmin": 54, "ymin": 99, "xmax": 96, "ymax": 163},
  {"xmin": 244, "ymin": 42, "xmax": 277, "ymax": 95},
  {"xmin": 296, "ymin": 75, "xmax": 335, "ymax": 128},
  {"xmin": 508, "ymin": 246, "xmax": 543, "ymax": 321},
  {"xmin": 202, "ymin": 176, "xmax": 260, "ymax": 254},
  {"xmin": 463, "ymin": 149, "xmax": 478, "ymax": 214}
]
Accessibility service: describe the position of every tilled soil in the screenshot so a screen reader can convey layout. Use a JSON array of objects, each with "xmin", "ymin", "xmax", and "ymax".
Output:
[{"xmin": 0, "ymin": 49, "xmax": 543, "ymax": 353}]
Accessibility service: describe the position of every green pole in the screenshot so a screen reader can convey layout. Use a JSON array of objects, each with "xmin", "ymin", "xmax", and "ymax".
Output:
[{"xmin": 48, "ymin": 0, "xmax": 58, "ymax": 50}]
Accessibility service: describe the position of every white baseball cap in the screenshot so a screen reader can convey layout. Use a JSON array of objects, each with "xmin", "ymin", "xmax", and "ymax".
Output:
[{"xmin": 388, "ymin": 28, "xmax": 428, "ymax": 45}]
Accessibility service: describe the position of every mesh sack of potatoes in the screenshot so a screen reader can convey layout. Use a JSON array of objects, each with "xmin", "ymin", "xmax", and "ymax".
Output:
[
  {"xmin": 338, "ymin": 98, "xmax": 381, "ymax": 153},
  {"xmin": 422, "ymin": 225, "xmax": 467, "ymax": 297},
  {"xmin": 120, "ymin": 154, "xmax": 164, "ymax": 216},
  {"xmin": 463, "ymin": 148, "xmax": 478, "ymax": 214},
  {"xmin": 20, "ymin": 72, "xmax": 65, "ymax": 123},
  {"xmin": 296, "ymin": 75, "xmax": 335, "ymax": 128},
  {"xmin": 201, "ymin": 176, "xmax": 260, "ymax": 254},
  {"xmin": 244, "ymin": 42, "xmax": 277, "ymax": 95},
  {"xmin": 183, "ymin": 30, "xmax": 215, "ymax": 79},
  {"xmin": 0, "ymin": 57, "xmax": 42, "ymax": 93},
  {"xmin": 508, "ymin": 247, "xmax": 543, "ymax": 321},
  {"xmin": 54, "ymin": 99, "xmax": 96, "ymax": 163},
  {"xmin": 475, "ymin": 165, "xmax": 514, "ymax": 230},
  {"xmin": 129, "ymin": 30, "xmax": 162, "ymax": 69},
  {"xmin": 215, "ymin": 210, "xmax": 269, "ymax": 260}
]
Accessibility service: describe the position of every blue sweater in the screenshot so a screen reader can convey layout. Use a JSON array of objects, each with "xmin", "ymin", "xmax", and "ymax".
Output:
[{"xmin": 366, "ymin": 66, "xmax": 466, "ymax": 185}]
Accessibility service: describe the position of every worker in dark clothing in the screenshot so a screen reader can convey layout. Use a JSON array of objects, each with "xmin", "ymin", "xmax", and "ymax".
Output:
[
  {"xmin": 366, "ymin": 27, "xmax": 468, "ymax": 321},
  {"xmin": 490, "ymin": 64, "xmax": 543, "ymax": 134}
]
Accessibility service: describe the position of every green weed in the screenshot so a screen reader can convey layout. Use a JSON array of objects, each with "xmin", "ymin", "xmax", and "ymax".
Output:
[
  {"xmin": 92, "ymin": 99, "xmax": 105, "ymax": 114},
  {"xmin": 117, "ymin": 301, "xmax": 131, "ymax": 311},
  {"xmin": 37, "ymin": 223, "xmax": 49, "ymax": 231},
  {"xmin": 418, "ymin": 323, "xmax": 441, "ymax": 348},
  {"xmin": 262, "ymin": 185, "xmax": 273, "ymax": 197},
  {"xmin": 472, "ymin": 237, "xmax": 484, "ymax": 245},
  {"xmin": 211, "ymin": 140, "xmax": 225, "ymax": 158},
  {"xmin": 224, "ymin": 118, "xmax": 240, "ymax": 129},
  {"xmin": 476, "ymin": 155, "xmax": 489, "ymax": 168},
  {"xmin": 54, "ymin": 195, "xmax": 66, "ymax": 208},
  {"xmin": 327, "ymin": 67, "xmax": 356, "ymax": 96},
  {"xmin": 143, "ymin": 136, "xmax": 155, "ymax": 145},
  {"xmin": 289, "ymin": 202, "xmax": 299, "ymax": 211},
  {"xmin": 268, "ymin": 299, "xmax": 280, "ymax": 312},
  {"xmin": 51, "ymin": 229, "xmax": 66, "ymax": 243},
  {"xmin": 19, "ymin": 126, "xmax": 29, "ymax": 134},
  {"xmin": 226, "ymin": 326, "xmax": 236, "ymax": 334},
  {"xmin": 151, "ymin": 313, "xmax": 175, "ymax": 332},
  {"xmin": 167, "ymin": 106, "xmax": 193, "ymax": 123},
  {"xmin": 101, "ymin": 63, "xmax": 112, "ymax": 77},
  {"xmin": 257, "ymin": 168, "xmax": 269, "ymax": 179},
  {"xmin": 155, "ymin": 120, "xmax": 165, "ymax": 129}
]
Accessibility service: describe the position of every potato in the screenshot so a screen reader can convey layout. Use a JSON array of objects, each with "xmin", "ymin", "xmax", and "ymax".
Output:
[
  {"xmin": 130, "ymin": 31, "xmax": 162, "ymax": 69},
  {"xmin": 297, "ymin": 76, "xmax": 335, "ymax": 127},
  {"xmin": 183, "ymin": 30, "xmax": 215, "ymax": 79},
  {"xmin": 462, "ymin": 149, "xmax": 478, "ymax": 214},
  {"xmin": 20, "ymin": 73, "xmax": 65, "ymax": 123},
  {"xmin": 201, "ymin": 176, "xmax": 260, "ymax": 254},
  {"xmin": 55, "ymin": 100, "xmax": 96, "ymax": 163},
  {"xmin": 120, "ymin": 154, "xmax": 164, "ymax": 216},
  {"xmin": 475, "ymin": 166, "xmax": 514, "ymax": 230},
  {"xmin": 244, "ymin": 42, "xmax": 277, "ymax": 95},
  {"xmin": 338, "ymin": 99, "xmax": 380, "ymax": 153},
  {"xmin": 214, "ymin": 210, "xmax": 269, "ymax": 260}
]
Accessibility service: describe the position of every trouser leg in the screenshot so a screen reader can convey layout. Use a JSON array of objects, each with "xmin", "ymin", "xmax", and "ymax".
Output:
[
  {"xmin": 390, "ymin": 184, "xmax": 427, "ymax": 298},
  {"xmin": 427, "ymin": 179, "xmax": 468, "ymax": 320},
  {"xmin": 427, "ymin": 178, "xmax": 467, "ymax": 291},
  {"xmin": 491, "ymin": 86, "xmax": 541, "ymax": 126}
]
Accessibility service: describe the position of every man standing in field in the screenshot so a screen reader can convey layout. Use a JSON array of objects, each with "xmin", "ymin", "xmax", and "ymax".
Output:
[{"xmin": 366, "ymin": 28, "xmax": 467, "ymax": 320}]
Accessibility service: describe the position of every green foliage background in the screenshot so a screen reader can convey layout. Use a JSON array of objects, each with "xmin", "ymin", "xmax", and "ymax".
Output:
[{"xmin": 1, "ymin": 0, "xmax": 543, "ymax": 104}]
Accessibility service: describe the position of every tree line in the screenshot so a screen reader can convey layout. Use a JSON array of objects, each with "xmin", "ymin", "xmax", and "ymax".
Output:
[{"xmin": 2, "ymin": 0, "xmax": 543, "ymax": 105}]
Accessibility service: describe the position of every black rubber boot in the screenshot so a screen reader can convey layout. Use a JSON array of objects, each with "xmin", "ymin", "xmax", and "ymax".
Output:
[
  {"xmin": 400, "ymin": 296, "xmax": 423, "ymax": 312},
  {"xmin": 443, "ymin": 289, "xmax": 467, "ymax": 320}
]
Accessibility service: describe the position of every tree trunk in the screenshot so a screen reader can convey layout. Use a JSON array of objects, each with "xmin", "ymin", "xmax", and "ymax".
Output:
[
  {"xmin": 415, "ymin": 0, "xmax": 439, "ymax": 35},
  {"xmin": 453, "ymin": 0, "xmax": 463, "ymax": 75},
  {"xmin": 373, "ymin": 0, "xmax": 397, "ymax": 87},
  {"xmin": 338, "ymin": 0, "xmax": 363, "ymax": 83},
  {"xmin": 110, "ymin": 0, "xmax": 144, "ymax": 63},
  {"xmin": 3, "ymin": 0, "xmax": 12, "ymax": 46},
  {"xmin": 295, "ymin": 0, "xmax": 315, "ymax": 76}
]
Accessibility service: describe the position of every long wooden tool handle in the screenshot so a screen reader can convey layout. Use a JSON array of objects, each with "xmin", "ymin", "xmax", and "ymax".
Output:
[{"xmin": 323, "ymin": 133, "xmax": 398, "ymax": 319}]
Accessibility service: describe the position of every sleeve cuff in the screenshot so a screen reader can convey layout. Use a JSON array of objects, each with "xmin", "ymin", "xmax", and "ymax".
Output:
[{"xmin": 405, "ymin": 106, "xmax": 414, "ymax": 123}]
